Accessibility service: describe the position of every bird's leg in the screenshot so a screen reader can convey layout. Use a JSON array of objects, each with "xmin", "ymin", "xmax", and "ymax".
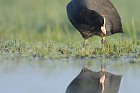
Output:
[
  {"xmin": 101, "ymin": 17, "xmax": 106, "ymax": 47},
  {"xmin": 101, "ymin": 63, "xmax": 105, "ymax": 72},
  {"xmin": 83, "ymin": 39, "xmax": 88, "ymax": 49},
  {"xmin": 82, "ymin": 39, "xmax": 88, "ymax": 52},
  {"xmin": 101, "ymin": 36, "xmax": 106, "ymax": 45},
  {"xmin": 100, "ymin": 74, "xmax": 105, "ymax": 93}
]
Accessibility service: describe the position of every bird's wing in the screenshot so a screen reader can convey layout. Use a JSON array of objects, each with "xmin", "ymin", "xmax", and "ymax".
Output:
[
  {"xmin": 80, "ymin": 9, "xmax": 104, "ymax": 29},
  {"xmin": 66, "ymin": 3, "xmax": 92, "ymax": 31}
]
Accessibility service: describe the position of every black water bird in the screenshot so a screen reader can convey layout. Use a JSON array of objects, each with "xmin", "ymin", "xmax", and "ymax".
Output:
[{"xmin": 66, "ymin": 0, "xmax": 123, "ymax": 47}]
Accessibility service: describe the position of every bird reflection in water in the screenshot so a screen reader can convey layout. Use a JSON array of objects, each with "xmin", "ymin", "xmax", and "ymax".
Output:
[{"xmin": 66, "ymin": 65, "xmax": 122, "ymax": 93}]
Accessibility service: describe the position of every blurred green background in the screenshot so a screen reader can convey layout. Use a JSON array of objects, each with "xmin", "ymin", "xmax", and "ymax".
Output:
[{"xmin": 0, "ymin": 0, "xmax": 139, "ymax": 42}]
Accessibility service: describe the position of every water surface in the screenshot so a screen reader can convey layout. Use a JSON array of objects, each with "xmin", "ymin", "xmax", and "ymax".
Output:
[{"xmin": 0, "ymin": 57, "xmax": 139, "ymax": 93}]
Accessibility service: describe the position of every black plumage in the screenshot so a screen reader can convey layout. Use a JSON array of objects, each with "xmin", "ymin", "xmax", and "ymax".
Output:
[{"xmin": 66, "ymin": 0, "xmax": 123, "ymax": 46}]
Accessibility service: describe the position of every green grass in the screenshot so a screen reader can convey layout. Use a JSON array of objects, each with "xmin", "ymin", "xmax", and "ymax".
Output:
[
  {"xmin": 0, "ymin": 37, "xmax": 139, "ymax": 59},
  {"xmin": 0, "ymin": 0, "xmax": 140, "ymax": 59}
]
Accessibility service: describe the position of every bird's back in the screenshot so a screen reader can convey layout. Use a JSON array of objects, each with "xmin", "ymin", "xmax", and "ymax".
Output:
[{"xmin": 67, "ymin": 0, "xmax": 123, "ymax": 38}]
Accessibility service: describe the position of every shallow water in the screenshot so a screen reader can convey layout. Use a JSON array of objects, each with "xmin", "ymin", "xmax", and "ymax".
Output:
[{"xmin": 0, "ymin": 57, "xmax": 139, "ymax": 93}]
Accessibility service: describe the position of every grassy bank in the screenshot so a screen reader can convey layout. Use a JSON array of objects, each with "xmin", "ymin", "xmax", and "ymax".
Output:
[{"xmin": 0, "ymin": 0, "xmax": 140, "ymax": 59}]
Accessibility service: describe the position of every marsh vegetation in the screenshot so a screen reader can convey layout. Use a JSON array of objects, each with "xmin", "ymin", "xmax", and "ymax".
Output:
[{"xmin": 0, "ymin": 0, "xmax": 140, "ymax": 59}]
